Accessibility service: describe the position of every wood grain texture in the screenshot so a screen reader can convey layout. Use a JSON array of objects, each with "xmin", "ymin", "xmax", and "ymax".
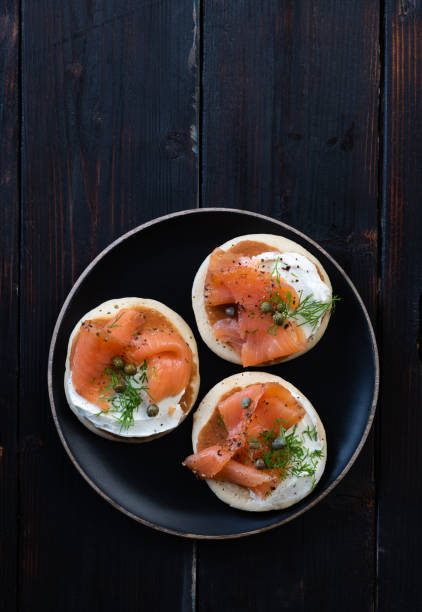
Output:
[
  {"xmin": 4, "ymin": 0, "xmax": 420, "ymax": 607},
  {"xmin": 378, "ymin": 1, "xmax": 422, "ymax": 609},
  {"xmin": 200, "ymin": 2, "xmax": 379, "ymax": 610},
  {"xmin": 0, "ymin": 1, "xmax": 19, "ymax": 610},
  {"xmin": 20, "ymin": 1, "xmax": 197, "ymax": 610}
]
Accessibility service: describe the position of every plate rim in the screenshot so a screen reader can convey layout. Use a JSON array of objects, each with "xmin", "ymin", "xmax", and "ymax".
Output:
[{"xmin": 47, "ymin": 207, "xmax": 379, "ymax": 539}]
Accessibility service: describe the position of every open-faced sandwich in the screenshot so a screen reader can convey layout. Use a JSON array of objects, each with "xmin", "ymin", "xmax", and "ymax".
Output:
[
  {"xmin": 192, "ymin": 234, "xmax": 338, "ymax": 367},
  {"xmin": 65, "ymin": 297, "xmax": 200, "ymax": 442},
  {"xmin": 183, "ymin": 372, "xmax": 326, "ymax": 511}
]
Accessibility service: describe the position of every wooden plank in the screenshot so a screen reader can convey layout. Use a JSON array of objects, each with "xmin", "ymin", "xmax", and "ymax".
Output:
[
  {"xmin": 378, "ymin": 2, "xmax": 422, "ymax": 609},
  {"xmin": 0, "ymin": 1, "xmax": 19, "ymax": 610},
  {"xmin": 200, "ymin": 2, "xmax": 379, "ymax": 609},
  {"xmin": 20, "ymin": 1, "xmax": 197, "ymax": 610}
]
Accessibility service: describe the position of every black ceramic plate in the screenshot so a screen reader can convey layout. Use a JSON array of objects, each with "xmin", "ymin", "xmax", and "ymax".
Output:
[{"xmin": 48, "ymin": 209, "xmax": 378, "ymax": 539}]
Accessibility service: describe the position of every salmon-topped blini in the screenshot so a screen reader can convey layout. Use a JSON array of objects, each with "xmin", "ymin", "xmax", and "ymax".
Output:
[
  {"xmin": 192, "ymin": 234, "xmax": 338, "ymax": 367},
  {"xmin": 183, "ymin": 372, "xmax": 326, "ymax": 511},
  {"xmin": 65, "ymin": 298, "xmax": 200, "ymax": 442}
]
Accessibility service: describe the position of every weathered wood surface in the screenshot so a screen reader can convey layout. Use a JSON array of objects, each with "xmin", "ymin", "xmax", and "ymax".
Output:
[
  {"xmin": 19, "ymin": 1, "xmax": 197, "ymax": 610},
  {"xmin": 378, "ymin": 1, "xmax": 422, "ymax": 609},
  {"xmin": 200, "ymin": 2, "xmax": 379, "ymax": 610},
  {"xmin": 1, "ymin": 0, "xmax": 421, "ymax": 609},
  {"xmin": 0, "ymin": 2, "xmax": 19, "ymax": 611}
]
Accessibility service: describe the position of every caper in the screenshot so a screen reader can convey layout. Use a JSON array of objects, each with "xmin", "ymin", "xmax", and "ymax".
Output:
[
  {"xmin": 254, "ymin": 458, "xmax": 266, "ymax": 470},
  {"xmin": 248, "ymin": 437, "xmax": 260, "ymax": 450},
  {"xmin": 241, "ymin": 396, "xmax": 252, "ymax": 409},
  {"xmin": 276, "ymin": 303, "xmax": 285, "ymax": 313},
  {"xmin": 112, "ymin": 356, "xmax": 125, "ymax": 370},
  {"xmin": 124, "ymin": 363, "xmax": 137, "ymax": 376},
  {"xmin": 272, "ymin": 312, "xmax": 285, "ymax": 326},
  {"xmin": 225, "ymin": 306, "xmax": 236, "ymax": 317},
  {"xmin": 147, "ymin": 404, "xmax": 159, "ymax": 417},
  {"xmin": 260, "ymin": 301, "xmax": 273, "ymax": 313},
  {"xmin": 113, "ymin": 380, "xmax": 126, "ymax": 393},
  {"xmin": 272, "ymin": 435, "xmax": 287, "ymax": 450}
]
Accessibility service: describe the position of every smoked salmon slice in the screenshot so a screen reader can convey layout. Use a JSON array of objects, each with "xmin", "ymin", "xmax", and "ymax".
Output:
[
  {"xmin": 245, "ymin": 382, "xmax": 306, "ymax": 439},
  {"xmin": 250, "ymin": 472, "xmax": 280, "ymax": 498},
  {"xmin": 212, "ymin": 319, "xmax": 243, "ymax": 353},
  {"xmin": 104, "ymin": 308, "xmax": 146, "ymax": 344},
  {"xmin": 257, "ymin": 383, "xmax": 306, "ymax": 429},
  {"xmin": 214, "ymin": 460, "xmax": 274, "ymax": 488},
  {"xmin": 127, "ymin": 330, "xmax": 193, "ymax": 402},
  {"xmin": 183, "ymin": 386, "xmax": 265, "ymax": 478},
  {"xmin": 70, "ymin": 322, "xmax": 123, "ymax": 410},
  {"xmin": 217, "ymin": 383, "xmax": 265, "ymax": 435},
  {"xmin": 204, "ymin": 248, "xmax": 238, "ymax": 306},
  {"xmin": 204, "ymin": 248, "xmax": 304, "ymax": 366},
  {"xmin": 70, "ymin": 308, "xmax": 193, "ymax": 409},
  {"xmin": 184, "ymin": 383, "xmax": 305, "ymax": 497},
  {"xmin": 183, "ymin": 445, "xmax": 232, "ymax": 478},
  {"xmin": 240, "ymin": 324, "xmax": 306, "ymax": 368},
  {"xmin": 146, "ymin": 352, "xmax": 192, "ymax": 403},
  {"xmin": 217, "ymin": 264, "xmax": 297, "ymax": 311}
]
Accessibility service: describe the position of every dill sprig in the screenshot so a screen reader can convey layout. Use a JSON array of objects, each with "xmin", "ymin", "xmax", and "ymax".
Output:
[
  {"xmin": 107, "ymin": 312, "xmax": 125, "ymax": 328},
  {"xmin": 293, "ymin": 293, "xmax": 341, "ymax": 330},
  {"xmin": 267, "ymin": 324, "xmax": 278, "ymax": 336},
  {"xmin": 271, "ymin": 256, "xmax": 282, "ymax": 286},
  {"xmin": 259, "ymin": 421, "xmax": 323, "ymax": 483},
  {"xmin": 303, "ymin": 424, "xmax": 318, "ymax": 441},
  {"xmin": 98, "ymin": 361, "xmax": 149, "ymax": 431},
  {"xmin": 217, "ymin": 413, "xmax": 228, "ymax": 432},
  {"xmin": 266, "ymin": 275, "xmax": 340, "ymax": 333}
]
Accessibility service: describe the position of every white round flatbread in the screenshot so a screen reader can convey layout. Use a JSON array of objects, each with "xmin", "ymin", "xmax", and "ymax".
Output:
[
  {"xmin": 192, "ymin": 233, "xmax": 332, "ymax": 365},
  {"xmin": 191, "ymin": 371, "xmax": 326, "ymax": 511},
  {"xmin": 65, "ymin": 297, "xmax": 200, "ymax": 442}
]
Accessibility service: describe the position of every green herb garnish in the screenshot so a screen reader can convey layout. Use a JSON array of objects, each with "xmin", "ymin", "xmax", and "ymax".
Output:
[
  {"xmin": 98, "ymin": 360, "xmax": 149, "ymax": 431},
  {"xmin": 259, "ymin": 421, "xmax": 323, "ymax": 483},
  {"xmin": 107, "ymin": 312, "xmax": 125, "ymax": 328},
  {"xmin": 265, "ymin": 259, "xmax": 340, "ymax": 334},
  {"xmin": 303, "ymin": 425, "xmax": 318, "ymax": 441},
  {"xmin": 267, "ymin": 324, "xmax": 278, "ymax": 336},
  {"xmin": 271, "ymin": 256, "xmax": 282, "ymax": 286},
  {"xmin": 262, "ymin": 290, "xmax": 340, "ymax": 334},
  {"xmin": 293, "ymin": 293, "xmax": 341, "ymax": 330},
  {"xmin": 217, "ymin": 413, "xmax": 228, "ymax": 433}
]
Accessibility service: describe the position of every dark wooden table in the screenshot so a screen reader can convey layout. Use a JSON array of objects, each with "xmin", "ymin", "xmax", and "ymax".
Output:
[{"xmin": 1, "ymin": 1, "xmax": 420, "ymax": 610}]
